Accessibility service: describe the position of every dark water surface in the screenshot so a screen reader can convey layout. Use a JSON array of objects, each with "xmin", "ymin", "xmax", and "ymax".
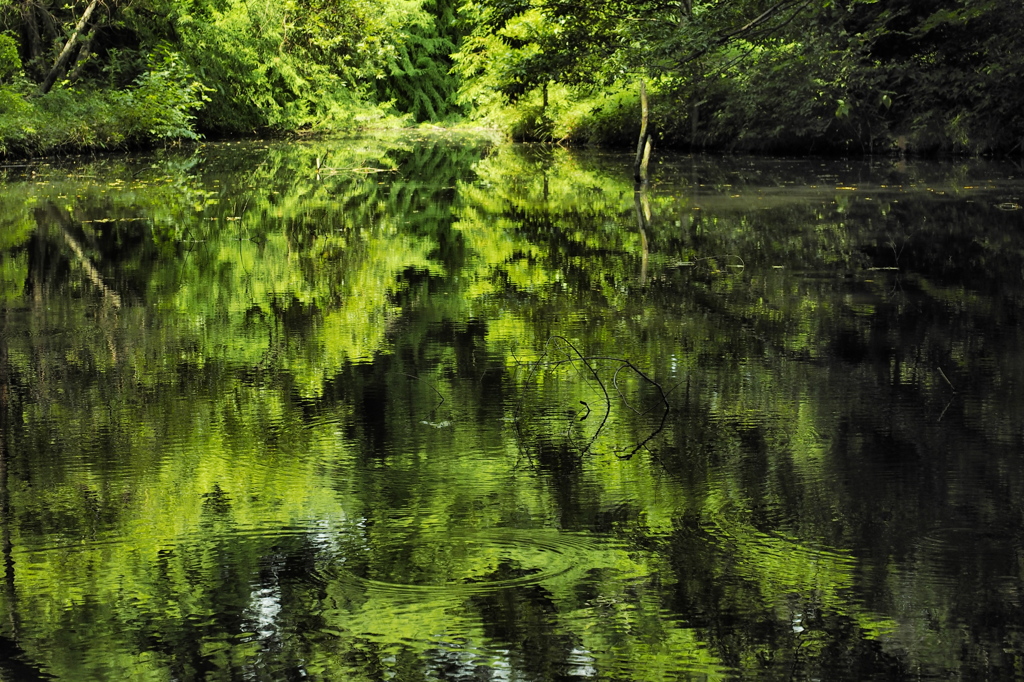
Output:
[{"xmin": 2, "ymin": 135, "xmax": 1023, "ymax": 680}]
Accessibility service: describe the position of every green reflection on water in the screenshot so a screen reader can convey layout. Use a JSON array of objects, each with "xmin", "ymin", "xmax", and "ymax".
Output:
[{"xmin": 2, "ymin": 136, "xmax": 1024, "ymax": 680}]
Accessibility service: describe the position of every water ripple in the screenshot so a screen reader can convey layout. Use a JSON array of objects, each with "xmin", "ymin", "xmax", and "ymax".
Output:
[{"xmin": 318, "ymin": 528, "xmax": 609, "ymax": 597}]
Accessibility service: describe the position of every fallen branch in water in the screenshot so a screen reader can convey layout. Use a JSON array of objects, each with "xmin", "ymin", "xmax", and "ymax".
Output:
[{"xmin": 674, "ymin": 254, "xmax": 746, "ymax": 269}]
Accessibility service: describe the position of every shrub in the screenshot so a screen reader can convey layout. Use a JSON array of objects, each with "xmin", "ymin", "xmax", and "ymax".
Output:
[
  {"xmin": 113, "ymin": 49, "xmax": 209, "ymax": 141},
  {"xmin": 0, "ymin": 47, "xmax": 208, "ymax": 157}
]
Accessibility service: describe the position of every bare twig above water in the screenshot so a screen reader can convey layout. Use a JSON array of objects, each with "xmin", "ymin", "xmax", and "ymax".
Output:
[
  {"xmin": 935, "ymin": 366, "xmax": 957, "ymax": 422},
  {"xmin": 937, "ymin": 396, "xmax": 955, "ymax": 423},
  {"xmin": 550, "ymin": 336, "xmax": 611, "ymax": 455},
  {"xmin": 936, "ymin": 366, "xmax": 956, "ymax": 392},
  {"xmin": 404, "ymin": 373, "xmax": 446, "ymax": 420},
  {"xmin": 512, "ymin": 336, "xmax": 671, "ymax": 460}
]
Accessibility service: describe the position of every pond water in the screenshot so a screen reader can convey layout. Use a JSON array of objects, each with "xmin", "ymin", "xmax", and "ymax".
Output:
[{"xmin": 1, "ymin": 134, "xmax": 1023, "ymax": 680}]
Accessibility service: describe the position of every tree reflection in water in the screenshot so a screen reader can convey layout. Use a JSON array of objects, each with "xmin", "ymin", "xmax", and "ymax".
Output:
[{"xmin": 0, "ymin": 137, "xmax": 1023, "ymax": 679}]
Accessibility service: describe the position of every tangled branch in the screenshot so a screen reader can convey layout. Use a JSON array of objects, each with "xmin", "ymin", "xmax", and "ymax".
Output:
[{"xmin": 513, "ymin": 336, "xmax": 671, "ymax": 460}]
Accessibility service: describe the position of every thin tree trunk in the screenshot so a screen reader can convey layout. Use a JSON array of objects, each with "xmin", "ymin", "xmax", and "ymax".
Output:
[
  {"xmin": 633, "ymin": 79, "xmax": 651, "ymax": 185},
  {"xmin": 37, "ymin": 0, "xmax": 100, "ymax": 95}
]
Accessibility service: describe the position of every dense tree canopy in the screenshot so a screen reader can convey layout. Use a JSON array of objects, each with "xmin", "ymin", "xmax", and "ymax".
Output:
[
  {"xmin": 1, "ymin": 0, "xmax": 1022, "ymax": 154},
  {"xmin": 453, "ymin": 0, "xmax": 1024, "ymax": 153}
]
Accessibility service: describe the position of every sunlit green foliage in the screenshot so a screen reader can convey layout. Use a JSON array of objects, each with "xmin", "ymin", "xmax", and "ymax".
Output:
[
  {"xmin": 0, "ymin": 0, "xmax": 441, "ymax": 153},
  {"xmin": 0, "ymin": 32, "xmax": 19, "ymax": 82},
  {"xmin": 164, "ymin": 0, "xmax": 425, "ymax": 130},
  {"xmin": 3, "ymin": 0, "xmax": 1024, "ymax": 154}
]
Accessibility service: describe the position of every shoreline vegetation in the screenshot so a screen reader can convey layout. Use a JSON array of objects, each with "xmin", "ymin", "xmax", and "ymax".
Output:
[{"xmin": 1, "ymin": 0, "xmax": 1022, "ymax": 160}]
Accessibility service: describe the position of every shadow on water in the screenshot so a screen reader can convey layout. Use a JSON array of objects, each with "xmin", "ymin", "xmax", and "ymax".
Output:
[{"xmin": 1, "ymin": 136, "xmax": 1024, "ymax": 679}]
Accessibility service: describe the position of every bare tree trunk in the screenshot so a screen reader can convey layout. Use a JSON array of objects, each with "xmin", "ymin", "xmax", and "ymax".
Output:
[
  {"xmin": 37, "ymin": 0, "xmax": 100, "ymax": 95},
  {"xmin": 641, "ymin": 137, "xmax": 652, "ymax": 178},
  {"xmin": 633, "ymin": 79, "xmax": 652, "ymax": 185}
]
